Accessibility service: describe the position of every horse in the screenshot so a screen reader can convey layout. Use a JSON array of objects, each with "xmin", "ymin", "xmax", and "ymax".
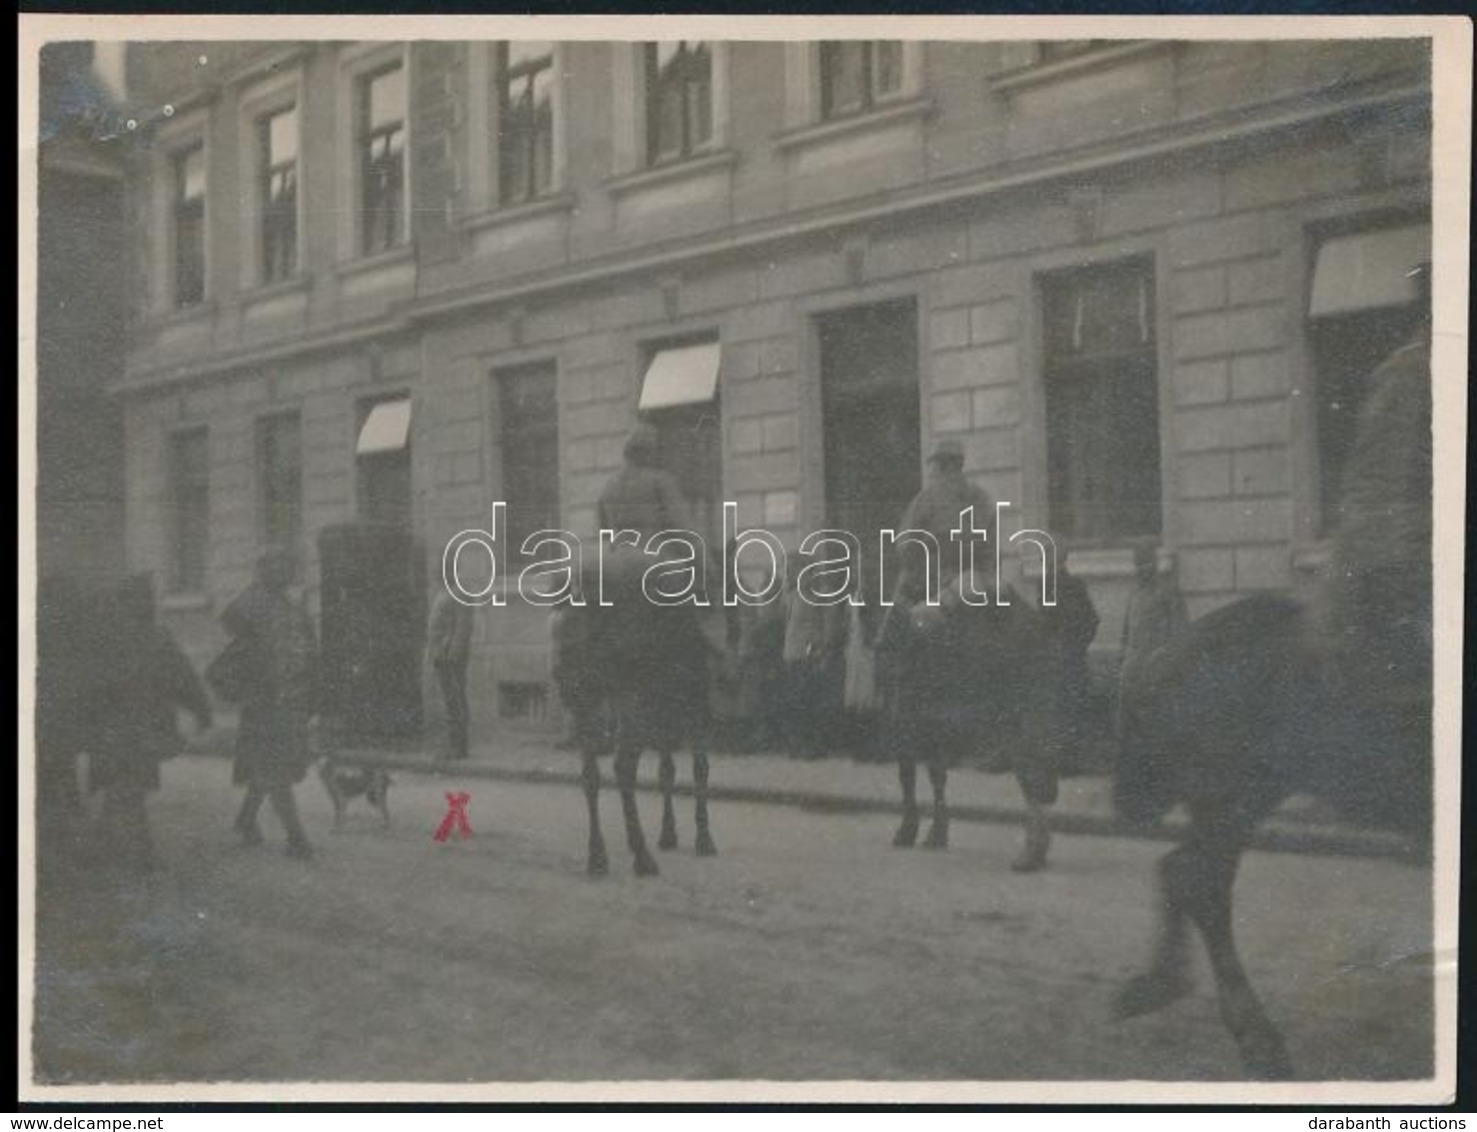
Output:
[
  {"xmin": 876, "ymin": 584, "xmax": 1059, "ymax": 862},
  {"xmin": 553, "ymin": 575, "xmax": 719, "ymax": 878},
  {"xmin": 1112, "ymin": 333, "xmax": 1433, "ymax": 1079}
]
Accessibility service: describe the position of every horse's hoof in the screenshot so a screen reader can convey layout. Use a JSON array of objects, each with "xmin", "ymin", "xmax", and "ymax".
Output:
[
  {"xmin": 634, "ymin": 850, "xmax": 660, "ymax": 878},
  {"xmin": 1112, "ymin": 971, "xmax": 1192, "ymax": 1020},
  {"xmin": 922, "ymin": 822, "xmax": 949, "ymax": 850},
  {"xmin": 587, "ymin": 845, "xmax": 609, "ymax": 877},
  {"xmin": 657, "ymin": 827, "xmax": 678, "ymax": 852},
  {"xmin": 695, "ymin": 831, "xmax": 718, "ymax": 857},
  {"xmin": 893, "ymin": 820, "xmax": 920, "ymax": 849}
]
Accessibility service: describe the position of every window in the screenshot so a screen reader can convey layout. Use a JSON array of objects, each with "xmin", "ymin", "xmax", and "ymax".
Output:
[
  {"xmin": 358, "ymin": 63, "xmax": 406, "ymax": 255},
  {"xmin": 1307, "ymin": 221, "xmax": 1429, "ymax": 533},
  {"xmin": 496, "ymin": 362, "xmax": 560, "ymax": 566},
  {"xmin": 172, "ymin": 144, "xmax": 206, "ymax": 308},
  {"xmin": 497, "ymin": 42, "xmax": 555, "ymax": 205},
  {"xmin": 258, "ymin": 105, "xmax": 299, "ymax": 282},
  {"xmin": 819, "ymin": 41, "xmax": 904, "ymax": 119},
  {"xmin": 1042, "ymin": 258, "xmax": 1161, "ymax": 542},
  {"xmin": 167, "ymin": 429, "xmax": 209, "ymax": 593},
  {"xmin": 645, "ymin": 41, "xmax": 712, "ymax": 164},
  {"xmin": 257, "ymin": 412, "xmax": 303, "ymax": 557},
  {"xmin": 639, "ymin": 338, "xmax": 723, "ymax": 549},
  {"xmin": 356, "ymin": 396, "xmax": 413, "ymax": 528}
]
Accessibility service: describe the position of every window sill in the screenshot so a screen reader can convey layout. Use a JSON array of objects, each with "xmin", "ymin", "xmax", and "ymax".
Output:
[
  {"xmin": 161, "ymin": 592, "xmax": 213, "ymax": 613},
  {"xmin": 148, "ymin": 299, "xmax": 218, "ymax": 330},
  {"xmin": 459, "ymin": 192, "xmax": 577, "ymax": 234},
  {"xmin": 242, "ymin": 273, "xmax": 312, "ymax": 303},
  {"xmin": 335, "ymin": 242, "xmax": 415, "ymax": 282},
  {"xmin": 773, "ymin": 97, "xmax": 933, "ymax": 154},
  {"xmin": 605, "ymin": 149, "xmax": 739, "ymax": 198},
  {"xmin": 990, "ymin": 41, "xmax": 1167, "ymax": 95}
]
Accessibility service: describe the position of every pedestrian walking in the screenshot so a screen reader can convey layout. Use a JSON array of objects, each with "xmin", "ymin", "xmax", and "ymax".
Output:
[
  {"xmin": 427, "ymin": 587, "xmax": 473, "ymax": 761},
  {"xmin": 220, "ymin": 548, "xmax": 319, "ymax": 859},
  {"xmin": 86, "ymin": 573, "xmax": 213, "ymax": 873}
]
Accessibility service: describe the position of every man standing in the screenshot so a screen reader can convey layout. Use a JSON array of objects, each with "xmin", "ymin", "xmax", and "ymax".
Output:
[
  {"xmin": 428, "ymin": 587, "xmax": 474, "ymax": 761},
  {"xmin": 1117, "ymin": 545, "xmax": 1188, "ymax": 738}
]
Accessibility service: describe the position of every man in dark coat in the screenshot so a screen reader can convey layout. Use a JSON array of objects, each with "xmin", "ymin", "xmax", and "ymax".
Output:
[
  {"xmin": 1041, "ymin": 559, "xmax": 1100, "ymax": 775},
  {"xmin": 87, "ymin": 574, "xmax": 213, "ymax": 872},
  {"xmin": 1117, "ymin": 544, "xmax": 1188, "ymax": 739},
  {"xmin": 427, "ymin": 588, "xmax": 474, "ymax": 760},
  {"xmin": 222, "ymin": 548, "xmax": 318, "ymax": 859}
]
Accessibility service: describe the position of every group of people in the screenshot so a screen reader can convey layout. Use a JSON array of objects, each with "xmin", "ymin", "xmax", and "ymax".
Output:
[{"xmin": 36, "ymin": 547, "xmax": 325, "ymax": 875}]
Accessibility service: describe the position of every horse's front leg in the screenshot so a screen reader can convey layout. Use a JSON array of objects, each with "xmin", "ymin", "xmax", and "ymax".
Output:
[
  {"xmin": 614, "ymin": 745, "xmax": 659, "ymax": 877},
  {"xmin": 1114, "ymin": 841, "xmax": 1195, "ymax": 1020},
  {"xmin": 581, "ymin": 750, "xmax": 608, "ymax": 877},
  {"xmin": 692, "ymin": 740, "xmax": 717, "ymax": 857},
  {"xmin": 1186, "ymin": 822, "xmax": 1292, "ymax": 1079},
  {"xmin": 657, "ymin": 750, "xmax": 679, "ymax": 851},
  {"xmin": 922, "ymin": 757, "xmax": 949, "ymax": 849},
  {"xmin": 894, "ymin": 753, "xmax": 920, "ymax": 848}
]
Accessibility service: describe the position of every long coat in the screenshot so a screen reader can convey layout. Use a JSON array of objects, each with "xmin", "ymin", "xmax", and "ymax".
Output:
[{"xmin": 222, "ymin": 583, "xmax": 319, "ymax": 787}]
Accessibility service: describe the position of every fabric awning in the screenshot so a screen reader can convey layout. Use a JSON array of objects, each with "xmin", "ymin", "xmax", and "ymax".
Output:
[
  {"xmin": 638, "ymin": 342, "xmax": 721, "ymax": 412},
  {"xmin": 1309, "ymin": 225, "xmax": 1430, "ymax": 317},
  {"xmin": 356, "ymin": 398, "xmax": 413, "ymax": 456}
]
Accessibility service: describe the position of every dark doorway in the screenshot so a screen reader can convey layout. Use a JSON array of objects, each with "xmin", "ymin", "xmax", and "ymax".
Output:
[{"xmin": 818, "ymin": 299, "xmax": 921, "ymax": 578}]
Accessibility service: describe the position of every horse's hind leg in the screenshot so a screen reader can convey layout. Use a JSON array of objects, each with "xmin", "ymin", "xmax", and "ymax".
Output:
[
  {"xmin": 693, "ymin": 745, "xmax": 717, "ymax": 857},
  {"xmin": 582, "ymin": 752, "xmax": 608, "ymax": 877},
  {"xmin": 922, "ymin": 758, "xmax": 949, "ymax": 849},
  {"xmin": 657, "ymin": 751, "xmax": 679, "ymax": 851},
  {"xmin": 1114, "ymin": 842, "xmax": 1195, "ymax": 1020},
  {"xmin": 893, "ymin": 755, "xmax": 920, "ymax": 848},
  {"xmin": 614, "ymin": 746, "xmax": 659, "ymax": 877}
]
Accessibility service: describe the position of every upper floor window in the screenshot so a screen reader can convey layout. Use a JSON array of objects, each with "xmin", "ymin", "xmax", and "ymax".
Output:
[
  {"xmin": 258, "ymin": 105, "xmax": 299, "ymax": 283},
  {"xmin": 358, "ymin": 62, "xmax": 406, "ymax": 255},
  {"xmin": 497, "ymin": 42, "xmax": 555, "ymax": 205},
  {"xmin": 645, "ymin": 41, "xmax": 712, "ymax": 165},
  {"xmin": 172, "ymin": 144, "xmax": 206, "ymax": 308},
  {"xmin": 819, "ymin": 41, "xmax": 903, "ymax": 119},
  {"xmin": 1041, "ymin": 257, "xmax": 1162, "ymax": 542}
]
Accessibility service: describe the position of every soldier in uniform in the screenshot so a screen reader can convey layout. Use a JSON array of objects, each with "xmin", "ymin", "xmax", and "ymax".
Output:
[{"xmin": 891, "ymin": 437, "xmax": 995, "ymax": 610}]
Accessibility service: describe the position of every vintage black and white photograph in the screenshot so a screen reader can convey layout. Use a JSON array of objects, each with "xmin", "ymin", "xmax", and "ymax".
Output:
[{"xmin": 19, "ymin": 14, "xmax": 1466, "ymax": 1103}]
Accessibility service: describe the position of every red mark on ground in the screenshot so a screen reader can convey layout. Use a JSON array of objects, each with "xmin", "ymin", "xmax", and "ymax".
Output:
[{"xmin": 433, "ymin": 791, "xmax": 473, "ymax": 842}]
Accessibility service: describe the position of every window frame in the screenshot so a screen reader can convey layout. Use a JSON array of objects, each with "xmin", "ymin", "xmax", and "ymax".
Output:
[
  {"xmin": 257, "ymin": 104, "xmax": 300, "ymax": 285},
  {"xmin": 236, "ymin": 65, "xmax": 305, "ymax": 292},
  {"xmin": 495, "ymin": 41, "xmax": 558, "ymax": 207},
  {"xmin": 1039, "ymin": 255, "xmax": 1163, "ymax": 545},
  {"xmin": 334, "ymin": 43, "xmax": 412, "ymax": 265},
  {"xmin": 166, "ymin": 426, "xmax": 211, "ymax": 595},
  {"xmin": 818, "ymin": 41, "xmax": 906, "ymax": 121},
  {"xmin": 643, "ymin": 41, "xmax": 715, "ymax": 166},
  {"xmin": 493, "ymin": 359, "xmax": 562, "ymax": 569},
  {"xmin": 357, "ymin": 60, "xmax": 408, "ymax": 256},
  {"xmin": 170, "ymin": 142, "xmax": 207, "ymax": 309},
  {"xmin": 354, "ymin": 392, "xmax": 415, "ymax": 529}
]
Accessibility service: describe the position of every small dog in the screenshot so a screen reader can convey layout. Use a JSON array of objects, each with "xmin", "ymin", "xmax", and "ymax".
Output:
[{"xmin": 318, "ymin": 758, "xmax": 393, "ymax": 831}]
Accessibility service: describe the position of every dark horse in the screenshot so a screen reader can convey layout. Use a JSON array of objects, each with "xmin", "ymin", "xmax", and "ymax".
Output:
[
  {"xmin": 877, "ymin": 587, "xmax": 1058, "ymax": 857},
  {"xmin": 1112, "ymin": 335, "xmax": 1433, "ymax": 1078},
  {"xmin": 554, "ymin": 574, "xmax": 718, "ymax": 877}
]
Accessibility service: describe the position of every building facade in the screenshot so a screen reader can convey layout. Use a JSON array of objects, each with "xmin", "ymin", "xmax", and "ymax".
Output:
[{"xmin": 114, "ymin": 37, "xmax": 1432, "ymax": 736}]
